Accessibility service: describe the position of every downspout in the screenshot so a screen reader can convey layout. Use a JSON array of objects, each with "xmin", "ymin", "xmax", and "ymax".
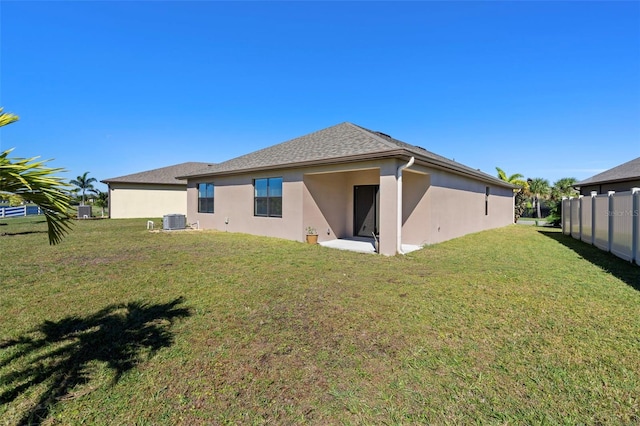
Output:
[{"xmin": 397, "ymin": 156, "xmax": 415, "ymax": 254}]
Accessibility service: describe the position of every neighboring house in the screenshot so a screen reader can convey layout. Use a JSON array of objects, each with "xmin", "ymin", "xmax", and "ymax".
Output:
[
  {"xmin": 575, "ymin": 157, "xmax": 640, "ymax": 196},
  {"xmin": 102, "ymin": 162, "xmax": 210, "ymax": 219},
  {"xmin": 178, "ymin": 122, "xmax": 516, "ymax": 256}
]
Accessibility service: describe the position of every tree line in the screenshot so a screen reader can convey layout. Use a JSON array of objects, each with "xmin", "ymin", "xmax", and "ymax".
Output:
[{"xmin": 496, "ymin": 167, "xmax": 578, "ymax": 224}]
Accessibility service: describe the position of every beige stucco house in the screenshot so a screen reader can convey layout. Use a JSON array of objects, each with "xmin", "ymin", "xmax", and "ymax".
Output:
[
  {"xmin": 102, "ymin": 162, "xmax": 209, "ymax": 219},
  {"xmin": 179, "ymin": 122, "xmax": 516, "ymax": 255}
]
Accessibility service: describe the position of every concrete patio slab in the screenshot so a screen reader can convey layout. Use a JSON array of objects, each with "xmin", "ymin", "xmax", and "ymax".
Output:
[{"xmin": 318, "ymin": 237, "xmax": 421, "ymax": 255}]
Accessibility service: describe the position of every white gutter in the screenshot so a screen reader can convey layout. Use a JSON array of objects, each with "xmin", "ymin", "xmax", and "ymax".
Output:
[{"xmin": 397, "ymin": 156, "xmax": 415, "ymax": 254}]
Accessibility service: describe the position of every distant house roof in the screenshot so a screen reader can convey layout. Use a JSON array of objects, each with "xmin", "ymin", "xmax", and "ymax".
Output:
[
  {"xmin": 102, "ymin": 162, "xmax": 212, "ymax": 185},
  {"xmin": 179, "ymin": 122, "xmax": 514, "ymax": 188},
  {"xmin": 575, "ymin": 157, "xmax": 640, "ymax": 187}
]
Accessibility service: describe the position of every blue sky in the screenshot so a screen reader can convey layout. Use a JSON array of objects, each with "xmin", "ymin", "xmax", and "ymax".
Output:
[{"xmin": 1, "ymin": 1, "xmax": 638, "ymax": 192}]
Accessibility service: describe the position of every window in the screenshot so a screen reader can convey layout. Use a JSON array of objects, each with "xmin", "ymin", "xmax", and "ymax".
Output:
[
  {"xmin": 198, "ymin": 183, "xmax": 214, "ymax": 213},
  {"xmin": 254, "ymin": 177, "xmax": 282, "ymax": 217},
  {"xmin": 485, "ymin": 186, "xmax": 490, "ymax": 216}
]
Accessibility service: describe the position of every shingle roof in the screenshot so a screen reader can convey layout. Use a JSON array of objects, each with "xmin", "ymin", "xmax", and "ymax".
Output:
[
  {"xmin": 102, "ymin": 162, "xmax": 211, "ymax": 185},
  {"xmin": 575, "ymin": 157, "xmax": 640, "ymax": 187},
  {"xmin": 181, "ymin": 122, "xmax": 513, "ymax": 187}
]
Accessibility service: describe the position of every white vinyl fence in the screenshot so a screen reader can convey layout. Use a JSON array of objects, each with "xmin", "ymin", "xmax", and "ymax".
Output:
[
  {"xmin": 562, "ymin": 188, "xmax": 639, "ymax": 264},
  {"xmin": 0, "ymin": 205, "xmax": 42, "ymax": 218}
]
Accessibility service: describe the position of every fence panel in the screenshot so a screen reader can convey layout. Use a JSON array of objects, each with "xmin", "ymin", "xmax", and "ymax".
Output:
[
  {"xmin": 610, "ymin": 192, "xmax": 634, "ymax": 261},
  {"xmin": 0, "ymin": 206, "xmax": 27, "ymax": 218},
  {"xmin": 635, "ymin": 192, "xmax": 640, "ymax": 263},
  {"xmin": 580, "ymin": 196, "xmax": 593, "ymax": 244},
  {"xmin": 570, "ymin": 198, "xmax": 581, "ymax": 239},
  {"xmin": 593, "ymin": 195, "xmax": 610, "ymax": 251},
  {"xmin": 0, "ymin": 205, "xmax": 41, "ymax": 218},
  {"xmin": 562, "ymin": 198, "xmax": 571, "ymax": 235}
]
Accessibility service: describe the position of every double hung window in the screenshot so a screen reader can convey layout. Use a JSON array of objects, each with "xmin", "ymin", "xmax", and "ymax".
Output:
[
  {"xmin": 198, "ymin": 183, "xmax": 214, "ymax": 213},
  {"xmin": 254, "ymin": 177, "xmax": 282, "ymax": 217}
]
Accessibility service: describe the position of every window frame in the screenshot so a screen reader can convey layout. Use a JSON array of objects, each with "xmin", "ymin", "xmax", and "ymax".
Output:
[
  {"xmin": 485, "ymin": 186, "xmax": 490, "ymax": 216},
  {"xmin": 197, "ymin": 182, "xmax": 214, "ymax": 214},
  {"xmin": 254, "ymin": 177, "xmax": 283, "ymax": 218}
]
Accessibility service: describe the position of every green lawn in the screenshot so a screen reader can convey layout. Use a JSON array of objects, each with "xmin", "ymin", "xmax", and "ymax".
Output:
[{"xmin": 1, "ymin": 217, "xmax": 639, "ymax": 425}]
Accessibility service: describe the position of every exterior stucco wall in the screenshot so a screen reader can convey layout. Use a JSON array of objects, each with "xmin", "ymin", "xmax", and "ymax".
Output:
[
  {"xmin": 378, "ymin": 160, "xmax": 401, "ymax": 255},
  {"xmin": 186, "ymin": 159, "xmax": 514, "ymax": 255},
  {"xmin": 108, "ymin": 183, "xmax": 187, "ymax": 219},
  {"xmin": 188, "ymin": 163, "xmax": 387, "ymax": 243},
  {"xmin": 303, "ymin": 172, "xmax": 350, "ymax": 241},
  {"xmin": 417, "ymin": 168, "xmax": 513, "ymax": 245},
  {"xmin": 187, "ymin": 169, "xmax": 305, "ymax": 241},
  {"xmin": 401, "ymin": 169, "xmax": 431, "ymax": 245},
  {"xmin": 302, "ymin": 163, "xmax": 397, "ymax": 254}
]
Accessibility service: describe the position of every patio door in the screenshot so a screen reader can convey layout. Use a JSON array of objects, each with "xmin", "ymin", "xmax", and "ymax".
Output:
[{"xmin": 354, "ymin": 185, "xmax": 379, "ymax": 237}]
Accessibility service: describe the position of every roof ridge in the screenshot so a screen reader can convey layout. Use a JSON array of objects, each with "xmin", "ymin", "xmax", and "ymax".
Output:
[
  {"xmin": 103, "ymin": 161, "xmax": 212, "ymax": 184},
  {"xmin": 576, "ymin": 156, "xmax": 640, "ymax": 185},
  {"xmin": 346, "ymin": 122, "xmax": 404, "ymax": 151}
]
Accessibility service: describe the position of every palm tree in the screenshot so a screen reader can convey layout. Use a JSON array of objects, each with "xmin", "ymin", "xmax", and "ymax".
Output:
[
  {"xmin": 547, "ymin": 177, "xmax": 579, "ymax": 226},
  {"xmin": 496, "ymin": 167, "xmax": 528, "ymax": 189},
  {"xmin": 496, "ymin": 167, "xmax": 529, "ymax": 222},
  {"xmin": 91, "ymin": 188, "xmax": 109, "ymax": 217},
  {"xmin": 550, "ymin": 177, "xmax": 578, "ymax": 201},
  {"xmin": 527, "ymin": 177, "xmax": 551, "ymax": 219},
  {"xmin": 0, "ymin": 108, "xmax": 72, "ymax": 245},
  {"xmin": 70, "ymin": 172, "xmax": 97, "ymax": 205}
]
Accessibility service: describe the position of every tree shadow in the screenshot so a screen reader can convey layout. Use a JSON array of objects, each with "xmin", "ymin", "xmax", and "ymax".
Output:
[
  {"xmin": 0, "ymin": 297, "xmax": 191, "ymax": 425},
  {"xmin": 0, "ymin": 220, "xmax": 48, "ymax": 237},
  {"xmin": 0, "ymin": 230, "xmax": 48, "ymax": 237},
  {"xmin": 537, "ymin": 230, "xmax": 640, "ymax": 291},
  {"xmin": 0, "ymin": 220, "xmax": 47, "ymax": 225}
]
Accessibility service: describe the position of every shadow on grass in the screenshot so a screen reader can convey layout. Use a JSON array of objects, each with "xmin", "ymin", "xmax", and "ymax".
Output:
[
  {"xmin": 0, "ymin": 220, "xmax": 48, "ymax": 237},
  {"xmin": 0, "ymin": 297, "xmax": 190, "ymax": 425},
  {"xmin": 0, "ymin": 220, "xmax": 47, "ymax": 225},
  {"xmin": 0, "ymin": 230, "xmax": 48, "ymax": 237},
  {"xmin": 538, "ymin": 230, "xmax": 639, "ymax": 291}
]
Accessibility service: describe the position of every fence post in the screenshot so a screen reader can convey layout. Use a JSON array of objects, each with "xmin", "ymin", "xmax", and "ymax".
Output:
[
  {"xmin": 23, "ymin": 205, "xmax": 27, "ymax": 216},
  {"xmin": 561, "ymin": 197, "xmax": 567, "ymax": 234},
  {"xmin": 632, "ymin": 188, "xmax": 639, "ymax": 264},
  {"xmin": 568, "ymin": 197, "xmax": 572, "ymax": 235},
  {"xmin": 578, "ymin": 195, "xmax": 584, "ymax": 240},
  {"xmin": 0, "ymin": 207, "xmax": 4, "ymax": 218},
  {"xmin": 590, "ymin": 191, "xmax": 597, "ymax": 245},
  {"xmin": 607, "ymin": 191, "xmax": 615, "ymax": 253}
]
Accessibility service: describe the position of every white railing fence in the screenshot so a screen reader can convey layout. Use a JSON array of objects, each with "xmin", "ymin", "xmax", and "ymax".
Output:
[
  {"xmin": 0, "ymin": 205, "xmax": 42, "ymax": 218},
  {"xmin": 562, "ymin": 188, "xmax": 639, "ymax": 264}
]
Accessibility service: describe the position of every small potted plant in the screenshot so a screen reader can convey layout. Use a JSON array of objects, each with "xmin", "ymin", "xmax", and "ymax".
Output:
[{"xmin": 305, "ymin": 226, "xmax": 318, "ymax": 244}]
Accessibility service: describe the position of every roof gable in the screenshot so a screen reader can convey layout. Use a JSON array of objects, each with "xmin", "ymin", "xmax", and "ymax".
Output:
[
  {"xmin": 102, "ymin": 162, "xmax": 211, "ymax": 185},
  {"xmin": 186, "ymin": 122, "xmax": 396, "ymax": 176},
  {"xmin": 182, "ymin": 122, "xmax": 512, "ymax": 187},
  {"xmin": 576, "ymin": 156, "xmax": 640, "ymax": 187}
]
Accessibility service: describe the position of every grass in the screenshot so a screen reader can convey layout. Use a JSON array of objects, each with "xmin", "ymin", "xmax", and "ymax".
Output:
[{"xmin": 1, "ymin": 216, "xmax": 639, "ymax": 425}]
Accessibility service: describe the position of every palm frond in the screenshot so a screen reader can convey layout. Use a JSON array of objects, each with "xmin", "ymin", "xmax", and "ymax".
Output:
[
  {"xmin": 0, "ymin": 108, "xmax": 19, "ymax": 127},
  {"xmin": 0, "ymin": 149, "xmax": 73, "ymax": 245}
]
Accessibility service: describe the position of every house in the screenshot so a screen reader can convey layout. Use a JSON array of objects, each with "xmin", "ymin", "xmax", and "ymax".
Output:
[
  {"xmin": 575, "ymin": 157, "xmax": 640, "ymax": 196},
  {"xmin": 179, "ymin": 122, "xmax": 516, "ymax": 256},
  {"xmin": 102, "ymin": 162, "xmax": 210, "ymax": 219}
]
